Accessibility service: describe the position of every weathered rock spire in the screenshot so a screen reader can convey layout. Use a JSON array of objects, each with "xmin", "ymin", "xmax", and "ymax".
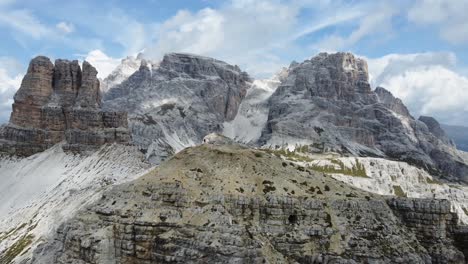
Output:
[{"xmin": 0, "ymin": 56, "xmax": 130, "ymax": 156}]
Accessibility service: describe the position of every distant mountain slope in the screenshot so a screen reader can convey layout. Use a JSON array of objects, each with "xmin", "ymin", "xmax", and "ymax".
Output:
[{"xmin": 442, "ymin": 124, "xmax": 468, "ymax": 152}]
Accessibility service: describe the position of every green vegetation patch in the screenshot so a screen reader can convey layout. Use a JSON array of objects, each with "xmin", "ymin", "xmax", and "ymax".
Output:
[
  {"xmin": 0, "ymin": 234, "xmax": 35, "ymax": 264},
  {"xmin": 0, "ymin": 223, "xmax": 28, "ymax": 244},
  {"xmin": 392, "ymin": 185, "xmax": 407, "ymax": 197},
  {"xmin": 426, "ymin": 177, "xmax": 443, "ymax": 185},
  {"xmin": 309, "ymin": 158, "xmax": 368, "ymax": 178},
  {"xmin": 260, "ymin": 147, "xmax": 314, "ymax": 162}
]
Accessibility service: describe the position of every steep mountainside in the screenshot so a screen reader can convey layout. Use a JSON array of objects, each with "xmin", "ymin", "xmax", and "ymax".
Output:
[
  {"xmin": 2, "ymin": 51, "xmax": 468, "ymax": 264},
  {"xmin": 0, "ymin": 144, "xmax": 150, "ymax": 263},
  {"xmin": 443, "ymin": 124, "xmax": 468, "ymax": 152},
  {"xmin": 259, "ymin": 52, "xmax": 468, "ymax": 182},
  {"xmin": 223, "ymin": 68, "xmax": 288, "ymax": 144},
  {"xmin": 104, "ymin": 53, "xmax": 251, "ymax": 163},
  {"xmin": 31, "ymin": 143, "xmax": 468, "ymax": 263}
]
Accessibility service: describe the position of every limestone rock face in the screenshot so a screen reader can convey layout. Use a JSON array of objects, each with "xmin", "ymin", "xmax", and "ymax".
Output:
[
  {"xmin": 375, "ymin": 86, "xmax": 411, "ymax": 117},
  {"xmin": 104, "ymin": 53, "xmax": 251, "ymax": 163},
  {"xmin": 31, "ymin": 144, "xmax": 468, "ymax": 263},
  {"xmin": 0, "ymin": 56, "xmax": 130, "ymax": 156},
  {"xmin": 75, "ymin": 61, "xmax": 102, "ymax": 108},
  {"xmin": 260, "ymin": 52, "xmax": 468, "ymax": 182},
  {"xmin": 10, "ymin": 56, "xmax": 55, "ymax": 128},
  {"xmin": 419, "ymin": 115, "xmax": 454, "ymax": 146}
]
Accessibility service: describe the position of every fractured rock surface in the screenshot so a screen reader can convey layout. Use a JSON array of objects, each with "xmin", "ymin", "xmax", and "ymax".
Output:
[
  {"xmin": 260, "ymin": 52, "xmax": 468, "ymax": 182},
  {"xmin": 31, "ymin": 144, "xmax": 468, "ymax": 263},
  {"xmin": 103, "ymin": 53, "xmax": 251, "ymax": 163},
  {"xmin": 0, "ymin": 56, "xmax": 130, "ymax": 156}
]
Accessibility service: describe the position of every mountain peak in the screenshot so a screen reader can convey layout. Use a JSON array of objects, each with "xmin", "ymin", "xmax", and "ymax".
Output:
[{"xmin": 0, "ymin": 56, "xmax": 130, "ymax": 156}]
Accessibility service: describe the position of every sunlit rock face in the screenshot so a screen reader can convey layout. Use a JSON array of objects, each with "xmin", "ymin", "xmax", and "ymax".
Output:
[
  {"xmin": 103, "ymin": 53, "xmax": 251, "ymax": 163},
  {"xmin": 31, "ymin": 144, "xmax": 468, "ymax": 263},
  {"xmin": 0, "ymin": 56, "xmax": 130, "ymax": 156},
  {"xmin": 260, "ymin": 52, "xmax": 468, "ymax": 183}
]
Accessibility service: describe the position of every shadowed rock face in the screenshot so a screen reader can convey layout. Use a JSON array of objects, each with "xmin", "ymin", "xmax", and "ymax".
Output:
[
  {"xmin": 31, "ymin": 144, "xmax": 468, "ymax": 263},
  {"xmin": 419, "ymin": 116, "xmax": 454, "ymax": 146},
  {"xmin": 0, "ymin": 56, "xmax": 130, "ymax": 156},
  {"xmin": 104, "ymin": 53, "xmax": 251, "ymax": 163},
  {"xmin": 260, "ymin": 52, "xmax": 468, "ymax": 182}
]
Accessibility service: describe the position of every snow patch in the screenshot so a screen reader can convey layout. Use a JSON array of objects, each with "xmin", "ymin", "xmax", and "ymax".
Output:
[{"xmin": 223, "ymin": 78, "xmax": 280, "ymax": 143}]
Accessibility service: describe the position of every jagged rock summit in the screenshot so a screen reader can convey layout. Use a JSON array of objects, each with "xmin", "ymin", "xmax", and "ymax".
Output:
[
  {"xmin": 31, "ymin": 144, "xmax": 468, "ymax": 263},
  {"xmin": 260, "ymin": 52, "xmax": 468, "ymax": 182},
  {"xmin": 0, "ymin": 56, "xmax": 130, "ymax": 156},
  {"xmin": 104, "ymin": 52, "xmax": 251, "ymax": 163}
]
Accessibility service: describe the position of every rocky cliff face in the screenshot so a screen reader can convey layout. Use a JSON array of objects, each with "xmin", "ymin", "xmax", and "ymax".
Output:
[
  {"xmin": 419, "ymin": 115, "xmax": 454, "ymax": 146},
  {"xmin": 0, "ymin": 56, "xmax": 130, "ymax": 156},
  {"xmin": 31, "ymin": 144, "xmax": 468, "ymax": 263},
  {"xmin": 259, "ymin": 52, "xmax": 468, "ymax": 182},
  {"xmin": 104, "ymin": 53, "xmax": 251, "ymax": 163}
]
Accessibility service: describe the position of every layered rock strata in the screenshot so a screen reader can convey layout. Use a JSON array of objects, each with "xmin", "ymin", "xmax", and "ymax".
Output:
[
  {"xmin": 0, "ymin": 56, "xmax": 129, "ymax": 156},
  {"xmin": 104, "ymin": 53, "xmax": 251, "ymax": 163},
  {"xmin": 260, "ymin": 52, "xmax": 468, "ymax": 182},
  {"xmin": 31, "ymin": 144, "xmax": 468, "ymax": 263}
]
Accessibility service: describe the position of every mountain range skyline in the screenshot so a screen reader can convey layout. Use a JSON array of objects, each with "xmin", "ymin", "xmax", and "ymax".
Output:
[{"xmin": 1, "ymin": 0, "xmax": 468, "ymax": 127}]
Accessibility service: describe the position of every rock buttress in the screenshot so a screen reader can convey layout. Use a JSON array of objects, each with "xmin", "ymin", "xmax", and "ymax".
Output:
[{"xmin": 0, "ymin": 56, "xmax": 130, "ymax": 156}]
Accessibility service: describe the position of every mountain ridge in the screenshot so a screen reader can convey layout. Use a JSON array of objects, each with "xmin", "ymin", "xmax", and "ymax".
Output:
[{"xmin": 1, "ymin": 51, "xmax": 468, "ymax": 263}]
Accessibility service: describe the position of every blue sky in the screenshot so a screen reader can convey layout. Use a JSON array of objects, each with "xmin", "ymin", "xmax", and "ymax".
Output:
[{"xmin": 1, "ymin": 0, "xmax": 468, "ymax": 126}]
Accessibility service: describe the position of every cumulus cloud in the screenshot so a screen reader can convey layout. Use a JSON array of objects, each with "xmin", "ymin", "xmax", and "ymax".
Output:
[
  {"xmin": 56, "ymin": 21, "xmax": 74, "ymax": 34},
  {"xmin": 0, "ymin": 9, "xmax": 52, "ymax": 39},
  {"xmin": 144, "ymin": 0, "xmax": 363, "ymax": 77},
  {"xmin": 408, "ymin": 0, "xmax": 468, "ymax": 44},
  {"xmin": 0, "ymin": 57, "xmax": 24, "ymax": 124},
  {"xmin": 367, "ymin": 52, "xmax": 468, "ymax": 126},
  {"xmin": 314, "ymin": 3, "xmax": 397, "ymax": 51},
  {"xmin": 84, "ymin": 49, "xmax": 121, "ymax": 79}
]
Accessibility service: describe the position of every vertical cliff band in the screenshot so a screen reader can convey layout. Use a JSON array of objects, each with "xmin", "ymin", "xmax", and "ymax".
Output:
[{"xmin": 0, "ymin": 56, "xmax": 130, "ymax": 156}]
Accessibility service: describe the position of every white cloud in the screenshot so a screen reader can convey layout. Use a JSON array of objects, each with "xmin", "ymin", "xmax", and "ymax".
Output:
[
  {"xmin": 0, "ymin": 9, "xmax": 52, "ymax": 39},
  {"xmin": 0, "ymin": 57, "xmax": 23, "ymax": 124},
  {"xmin": 367, "ymin": 52, "xmax": 468, "ymax": 126},
  {"xmin": 84, "ymin": 49, "xmax": 121, "ymax": 79},
  {"xmin": 144, "ymin": 0, "xmax": 364, "ymax": 77},
  {"xmin": 56, "ymin": 21, "xmax": 74, "ymax": 34},
  {"xmin": 408, "ymin": 0, "xmax": 468, "ymax": 44},
  {"xmin": 314, "ymin": 3, "xmax": 397, "ymax": 51}
]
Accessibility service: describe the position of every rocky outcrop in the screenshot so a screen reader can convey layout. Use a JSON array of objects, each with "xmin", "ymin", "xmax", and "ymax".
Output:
[
  {"xmin": 104, "ymin": 53, "xmax": 251, "ymax": 163},
  {"xmin": 419, "ymin": 115, "xmax": 454, "ymax": 146},
  {"xmin": 260, "ymin": 52, "xmax": 468, "ymax": 182},
  {"xmin": 31, "ymin": 144, "xmax": 468, "ymax": 263},
  {"xmin": 388, "ymin": 198, "xmax": 467, "ymax": 263},
  {"xmin": 0, "ymin": 56, "xmax": 130, "ymax": 156},
  {"xmin": 375, "ymin": 86, "xmax": 411, "ymax": 117}
]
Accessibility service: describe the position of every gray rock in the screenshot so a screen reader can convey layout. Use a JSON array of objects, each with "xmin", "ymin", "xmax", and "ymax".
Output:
[
  {"xmin": 419, "ymin": 115, "xmax": 454, "ymax": 146},
  {"xmin": 30, "ymin": 144, "xmax": 468, "ymax": 263},
  {"xmin": 104, "ymin": 53, "xmax": 251, "ymax": 163},
  {"xmin": 260, "ymin": 52, "xmax": 468, "ymax": 182}
]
